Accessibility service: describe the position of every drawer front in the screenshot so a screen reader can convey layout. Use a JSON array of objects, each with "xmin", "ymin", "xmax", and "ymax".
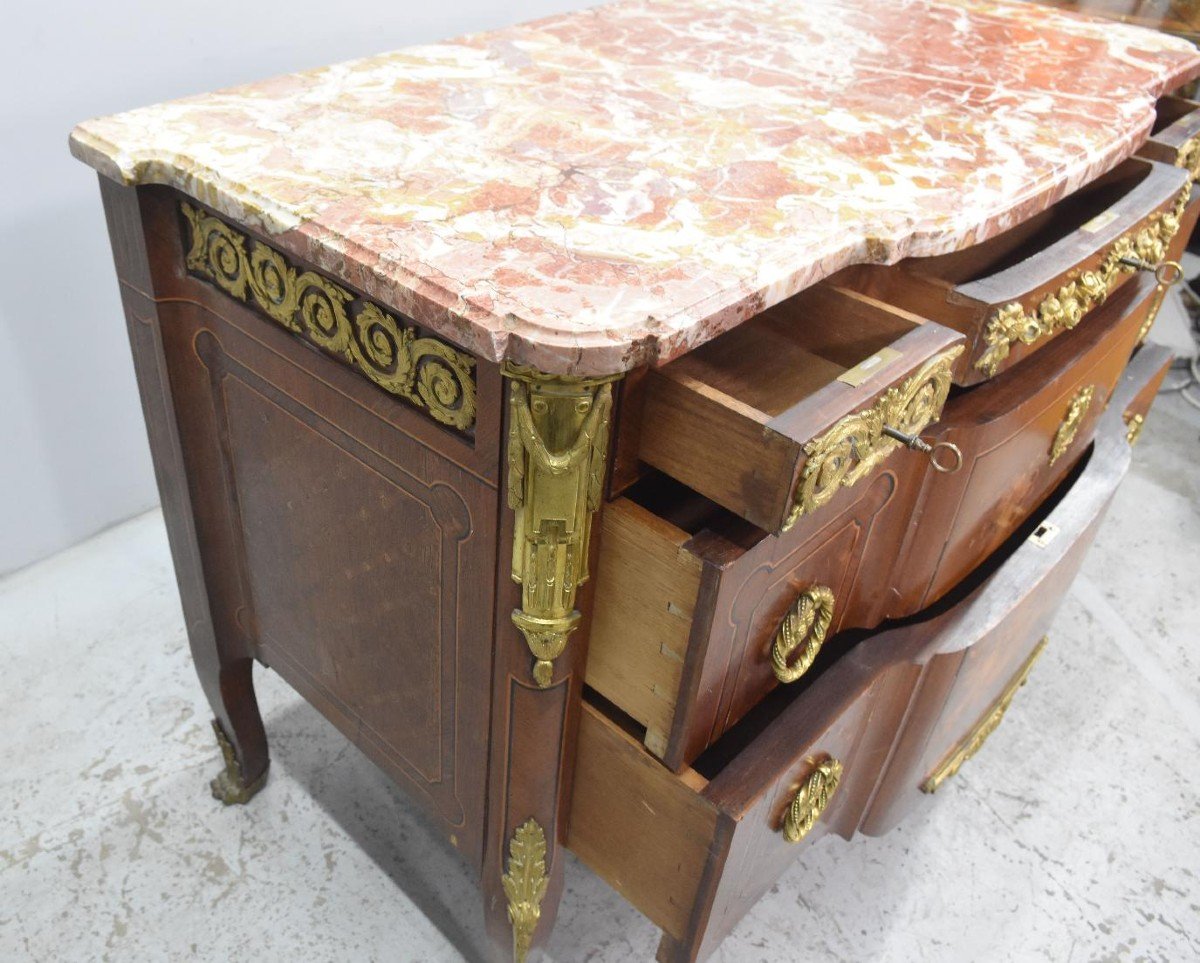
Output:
[
  {"xmin": 572, "ymin": 375, "xmax": 1143, "ymax": 963},
  {"xmin": 837, "ymin": 157, "xmax": 1190, "ymax": 384},
  {"xmin": 587, "ymin": 459, "xmax": 925, "ymax": 770},
  {"xmin": 896, "ymin": 271, "xmax": 1157, "ymax": 608},
  {"xmin": 639, "ymin": 283, "xmax": 963, "ymax": 534},
  {"xmin": 589, "ymin": 275, "xmax": 1154, "ymax": 770}
]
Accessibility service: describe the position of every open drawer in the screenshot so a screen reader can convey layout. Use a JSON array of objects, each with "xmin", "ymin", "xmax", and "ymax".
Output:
[
  {"xmin": 832, "ymin": 157, "xmax": 1190, "ymax": 383},
  {"xmin": 1139, "ymin": 96, "xmax": 1200, "ymax": 180},
  {"xmin": 638, "ymin": 284, "xmax": 963, "ymax": 534},
  {"xmin": 588, "ymin": 274, "xmax": 1155, "ymax": 772},
  {"xmin": 570, "ymin": 365, "xmax": 1144, "ymax": 963}
]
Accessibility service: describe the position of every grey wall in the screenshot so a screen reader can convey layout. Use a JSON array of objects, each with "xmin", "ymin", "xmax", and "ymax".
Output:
[{"xmin": 0, "ymin": 0, "xmax": 592, "ymax": 575}]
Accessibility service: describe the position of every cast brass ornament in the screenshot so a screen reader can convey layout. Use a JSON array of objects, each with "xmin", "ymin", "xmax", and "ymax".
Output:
[
  {"xmin": 1175, "ymin": 134, "xmax": 1200, "ymax": 184},
  {"xmin": 181, "ymin": 203, "xmax": 476, "ymax": 430},
  {"xmin": 922, "ymin": 637, "xmax": 1048, "ymax": 793},
  {"xmin": 976, "ymin": 187, "xmax": 1190, "ymax": 377},
  {"xmin": 501, "ymin": 818, "xmax": 549, "ymax": 963},
  {"xmin": 1125, "ymin": 412, "xmax": 1146, "ymax": 446},
  {"xmin": 782, "ymin": 756, "xmax": 843, "ymax": 843},
  {"xmin": 209, "ymin": 719, "xmax": 266, "ymax": 806},
  {"xmin": 785, "ymin": 346, "xmax": 963, "ymax": 528},
  {"xmin": 1049, "ymin": 384, "xmax": 1097, "ymax": 465},
  {"xmin": 771, "ymin": 585, "xmax": 836, "ymax": 683},
  {"xmin": 505, "ymin": 363, "xmax": 618, "ymax": 688}
]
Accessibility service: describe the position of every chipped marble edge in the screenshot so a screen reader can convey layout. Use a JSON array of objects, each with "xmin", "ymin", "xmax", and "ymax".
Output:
[{"xmin": 68, "ymin": 56, "xmax": 1200, "ymax": 378}]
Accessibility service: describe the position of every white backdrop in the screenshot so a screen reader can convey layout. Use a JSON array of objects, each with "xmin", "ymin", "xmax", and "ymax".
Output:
[{"xmin": 0, "ymin": 0, "xmax": 591, "ymax": 575}]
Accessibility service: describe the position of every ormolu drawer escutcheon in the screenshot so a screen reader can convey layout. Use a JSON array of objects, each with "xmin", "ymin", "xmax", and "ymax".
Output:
[
  {"xmin": 786, "ymin": 346, "xmax": 963, "ymax": 527},
  {"xmin": 782, "ymin": 756, "xmax": 843, "ymax": 843},
  {"xmin": 771, "ymin": 585, "xmax": 836, "ymax": 683}
]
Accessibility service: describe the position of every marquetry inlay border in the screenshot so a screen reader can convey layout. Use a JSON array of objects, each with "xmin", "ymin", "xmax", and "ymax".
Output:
[{"xmin": 180, "ymin": 202, "xmax": 477, "ymax": 432}]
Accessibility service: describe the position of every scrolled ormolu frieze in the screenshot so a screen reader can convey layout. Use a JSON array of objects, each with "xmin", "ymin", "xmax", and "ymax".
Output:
[
  {"xmin": 785, "ymin": 346, "xmax": 963, "ymax": 528},
  {"xmin": 504, "ymin": 363, "xmax": 619, "ymax": 688},
  {"xmin": 976, "ymin": 187, "xmax": 1190, "ymax": 377},
  {"xmin": 180, "ymin": 202, "xmax": 476, "ymax": 431}
]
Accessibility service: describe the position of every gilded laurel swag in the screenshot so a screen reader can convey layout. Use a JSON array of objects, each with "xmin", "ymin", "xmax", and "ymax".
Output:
[{"xmin": 181, "ymin": 203, "xmax": 476, "ymax": 430}]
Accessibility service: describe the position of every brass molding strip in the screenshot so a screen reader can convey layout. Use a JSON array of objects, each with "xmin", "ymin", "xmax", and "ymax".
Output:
[
  {"xmin": 504, "ymin": 363, "xmax": 619, "ymax": 688},
  {"xmin": 181, "ymin": 202, "xmax": 477, "ymax": 431},
  {"xmin": 976, "ymin": 187, "xmax": 1190, "ymax": 377},
  {"xmin": 782, "ymin": 756, "xmax": 843, "ymax": 843},
  {"xmin": 785, "ymin": 346, "xmax": 963, "ymax": 528},
  {"xmin": 501, "ymin": 818, "xmax": 548, "ymax": 963},
  {"xmin": 922, "ymin": 636, "xmax": 1048, "ymax": 794},
  {"xmin": 1049, "ymin": 384, "xmax": 1096, "ymax": 466},
  {"xmin": 770, "ymin": 585, "xmax": 835, "ymax": 683}
]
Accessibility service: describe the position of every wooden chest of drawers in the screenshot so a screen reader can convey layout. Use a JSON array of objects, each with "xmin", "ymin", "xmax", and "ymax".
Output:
[{"xmin": 71, "ymin": 2, "xmax": 1200, "ymax": 960}]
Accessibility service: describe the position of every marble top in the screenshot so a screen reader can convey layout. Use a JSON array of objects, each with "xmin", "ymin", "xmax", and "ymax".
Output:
[{"xmin": 70, "ymin": 0, "xmax": 1200, "ymax": 376}]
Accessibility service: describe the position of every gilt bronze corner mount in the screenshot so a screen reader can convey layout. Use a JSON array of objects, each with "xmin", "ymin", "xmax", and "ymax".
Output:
[{"xmin": 503, "ymin": 363, "xmax": 621, "ymax": 687}]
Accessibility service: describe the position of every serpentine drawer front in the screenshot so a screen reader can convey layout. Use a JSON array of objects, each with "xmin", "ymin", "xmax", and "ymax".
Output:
[
  {"xmin": 587, "ymin": 272, "xmax": 1154, "ymax": 770},
  {"xmin": 570, "ymin": 372, "xmax": 1145, "ymax": 963},
  {"xmin": 895, "ymin": 270, "xmax": 1159, "ymax": 609},
  {"xmin": 637, "ymin": 283, "xmax": 965, "ymax": 534},
  {"xmin": 835, "ymin": 157, "xmax": 1189, "ymax": 383}
]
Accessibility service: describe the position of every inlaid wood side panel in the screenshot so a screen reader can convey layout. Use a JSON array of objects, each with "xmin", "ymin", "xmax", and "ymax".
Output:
[
  {"xmin": 115, "ymin": 183, "xmax": 505, "ymax": 867},
  {"xmin": 156, "ymin": 293, "xmax": 498, "ymax": 862}
]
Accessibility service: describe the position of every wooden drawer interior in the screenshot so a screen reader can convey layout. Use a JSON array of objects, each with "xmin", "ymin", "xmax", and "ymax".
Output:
[
  {"xmin": 834, "ymin": 157, "xmax": 1190, "ymax": 383},
  {"xmin": 639, "ymin": 284, "xmax": 962, "ymax": 533}
]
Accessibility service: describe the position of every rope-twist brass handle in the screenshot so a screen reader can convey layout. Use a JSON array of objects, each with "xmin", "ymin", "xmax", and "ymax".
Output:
[
  {"xmin": 770, "ymin": 585, "xmax": 836, "ymax": 683},
  {"xmin": 782, "ymin": 756, "xmax": 844, "ymax": 843}
]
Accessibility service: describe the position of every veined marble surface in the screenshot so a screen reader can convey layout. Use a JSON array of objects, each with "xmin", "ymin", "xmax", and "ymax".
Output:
[{"xmin": 70, "ymin": 0, "xmax": 1200, "ymax": 375}]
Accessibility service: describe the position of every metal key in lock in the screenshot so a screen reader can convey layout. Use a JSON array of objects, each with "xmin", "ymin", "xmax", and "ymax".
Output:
[
  {"xmin": 882, "ymin": 426, "xmax": 963, "ymax": 474},
  {"xmin": 1118, "ymin": 255, "xmax": 1184, "ymax": 287}
]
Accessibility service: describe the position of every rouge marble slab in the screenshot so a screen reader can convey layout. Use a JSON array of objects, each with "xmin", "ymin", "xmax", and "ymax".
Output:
[{"xmin": 70, "ymin": 0, "xmax": 1200, "ymax": 375}]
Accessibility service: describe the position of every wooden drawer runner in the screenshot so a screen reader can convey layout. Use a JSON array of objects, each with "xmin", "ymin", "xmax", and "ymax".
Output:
[
  {"xmin": 638, "ymin": 283, "xmax": 964, "ymax": 534},
  {"xmin": 588, "ymin": 272, "xmax": 1155, "ymax": 770},
  {"xmin": 832, "ymin": 157, "xmax": 1189, "ymax": 384},
  {"xmin": 571, "ymin": 368, "xmax": 1149, "ymax": 962}
]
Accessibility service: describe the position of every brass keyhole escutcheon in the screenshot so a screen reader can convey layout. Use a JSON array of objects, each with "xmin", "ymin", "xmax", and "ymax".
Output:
[
  {"xmin": 782, "ymin": 756, "xmax": 844, "ymax": 843},
  {"xmin": 771, "ymin": 585, "xmax": 836, "ymax": 683}
]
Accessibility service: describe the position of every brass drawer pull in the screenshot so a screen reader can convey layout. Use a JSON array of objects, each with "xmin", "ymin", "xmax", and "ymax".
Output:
[
  {"xmin": 922, "ymin": 636, "xmax": 1048, "ymax": 794},
  {"xmin": 771, "ymin": 585, "xmax": 836, "ymax": 683},
  {"xmin": 881, "ymin": 426, "xmax": 963, "ymax": 474},
  {"xmin": 783, "ymin": 756, "xmax": 843, "ymax": 843},
  {"xmin": 1049, "ymin": 385, "xmax": 1096, "ymax": 465}
]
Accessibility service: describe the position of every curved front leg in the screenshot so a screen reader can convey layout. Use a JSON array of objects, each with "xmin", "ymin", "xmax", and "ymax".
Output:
[{"xmin": 482, "ymin": 364, "xmax": 619, "ymax": 961}]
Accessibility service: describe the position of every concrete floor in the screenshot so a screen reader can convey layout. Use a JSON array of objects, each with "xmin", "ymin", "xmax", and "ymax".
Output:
[{"xmin": 2, "ymin": 336, "xmax": 1198, "ymax": 962}]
